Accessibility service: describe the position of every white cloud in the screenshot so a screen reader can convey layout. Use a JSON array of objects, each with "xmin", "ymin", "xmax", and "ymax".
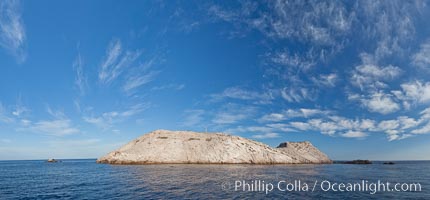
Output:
[
  {"xmin": 209, "ymin": 1, "xmax": 353, "ymax": 45},
  {"xmin": 412, "ymin": 39, "xmax": 430, "ymax": 68},
  {"xmin": 212, "ymin": 112, "xmax": 248, "ymax": 124},
  {"xmin": 266, "ymin": 123, "xmax": 297, "ymax": 132},
  {"xmin": 351, "ymin": 64, "xmax": 402, "ymax": 90},
  {"xmin": 262, "ymin": 1, "xmax": 352, "ymax": 44},
  {"xmin": 281, "ymin": 87, "xmax": 315, "ymax": 103},
  {"xmin": 284, "ymin": 115, "xmax": 422, "ymax": 141},
  {"xmin": 308, "ymin": 119, "xmax": 340, "ymax": 136},
  {"xmin": 255, "ymin": 104, "xmax": 427, "ymax": 142},
  {"xmin": 270, "ymin": 50, "xmax": 316, "ymax": 71},
  {"xmin": 20, "ymin": 119, "xmax": 30, "ymax": 126},
  {"xmin": 208, "ymin": 4, "xmax": 240, "ymax": 22},
  {"xmin": 97, "ymin": 39, "xmax": 163, "ymax": 93},
  {"xmin": 122, "ymin": 55, "xmax": 162, "ymax": 93},
  {"xmin": 259, "ymin": 113, "xmax": 285, "ymax": 122},
  {"xmin": 0, "ymin": 102, "xmax": 13, "ymax": 123},
  {"xmin": 361, "ymin": 92, "xmax": 400, "ymax": 114},
  {"xmin": 357, "ymin": 64, "xmax": 401, "ymax": 79},
  {"xmin": 420, "ymin": 107, "xmax": 430, "ymax": 119},
  {"xmin": 411, "ymin": 122, "xmax": 430, "ymax": 134},
  {"xmin": 226, "ymin": 123, "xmax": 299, "ymax": 136},
  {"xmin": 73, "ymin": 52, "xmax": 87, "ymax": 95},
  {"xmin": 11, "ymin": 96, "xmax": 28, "ymax": 118},
  {"xmin": 17, "ymin": 108, "xmax": 80, "ymax": 136},
  {"xmin": 46, "ymin": 106, "xmax": 66, "ymax": 119},
  {"xmin": 0, "ymin": 0, "xmax": 26, "ymax": 62},
  {"xmin": 0, "ymin": 139, "xmax": 11, "ymax": 143},
  {"xmin": 151, "ymin": 83, "xmax": 185, "ymax": 91},
  {"xmin": 387, "ymin": 134, "xmax": 413, "ymax": 141},
  {"xmin": 98, "ymin": 39, "xmax": 122, "ymax": 83},
  {"xmin": 181, "ymin": 109, "xmax": 205, "ymax": 127},
  {"xmin": 290, "ymin": 122, "xmax": 312, "ymax": 131},
  {"xmin": 98, "ymin": 39, "xmax": 141, "ymax": 85},
  {"xmin": 400, "ymin": 81, "xmax": 430, "ymax": 104},
  {"xmin": 357, "ymin": 1, "xmax": 420, "ymax": 62},
  {"xmin": 12, "ymin": 104, "xmax": 28, "ymax": 117},
  {"xmin": 253, "ymin": 107, "xmax": 429, "ymax": 141},
  {"xmin": 119, "ymin": 104, "xmax": 149, "ymax": 117},
  {"xmin": 47, "ymin": 138, "xmax": 101, "ymax": 146},
  {"xmin": 409, "ymin": 108, "xmax": 430, "ymax": 135},
  {"xmin": 211, "ymin": 86, "xmax": 273, "ymax": 104},
  {"xmin": 251, "ymin": 132, "xmax": 280, "ymax": 139},
  {"xmin": 208, "ymin": 1, "xmax": 355, "ymax": 88},
  {"xmin": 398, "ymin": 116, "xmax": 419, "ymax": 130},
  {"xmin": 27, "ymin": 119, "xmax": 80, "ymax": 136},
  {"xmin": 226, "ymin": 125, "xmax": 274, "ymax": 134},
  {"xmin": 360, "ymin": 119, "xmax": 376, "ymax": 130},
  {"xmin": 83, "ymin": 103, "xmax": 148, "ymax": 130},
  {"xmin": 259, "ymin": 108, "xmax": 330, "ymax": 122},
  {"xmin": 212, "ymin": 104, "xmax": 256, "ymax": 124},
  {"xmin": 312, "ymin": 73, "xmax": 338, "ymax": 87},
  {"xmin": 341, "ymin": 131, "xmax": 367, "ymax": 138},
  {"xmin": 123, "ymin": 71, "xmax": 159, "ymax": 92},
  {"xmin": 83, "ymin": 116, "xmax": 107, "ymax": 129},
  {"xmin": 378, "ymin": 120, "xmax": 400, "ymax": 131}
]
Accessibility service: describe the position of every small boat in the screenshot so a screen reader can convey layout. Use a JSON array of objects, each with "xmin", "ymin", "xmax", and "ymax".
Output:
[{"xmin": 47, "ymin": 159, "xmax": 60, "ymax": 163}]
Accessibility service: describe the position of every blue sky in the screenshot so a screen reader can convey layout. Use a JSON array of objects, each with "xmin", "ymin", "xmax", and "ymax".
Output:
[{"xmin": 1, "ymin": 0, "xmax": 430, "ymax": 160}]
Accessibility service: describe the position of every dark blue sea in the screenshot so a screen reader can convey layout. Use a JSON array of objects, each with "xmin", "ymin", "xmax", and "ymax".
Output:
[{"xmin": 0, "ymin": 159, "xmax": 428, "ymax": 199}]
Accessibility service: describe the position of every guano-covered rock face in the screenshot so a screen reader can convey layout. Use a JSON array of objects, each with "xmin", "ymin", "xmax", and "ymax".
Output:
[{"xmin": 97, "ymin": 130, "xmax": 332, "ymax": 164}]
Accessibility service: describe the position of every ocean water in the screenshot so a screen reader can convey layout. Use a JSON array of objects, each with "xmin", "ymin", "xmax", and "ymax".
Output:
[{"xmin": 0, "ymin": 159, "xmax": 429, "ymax": 199}]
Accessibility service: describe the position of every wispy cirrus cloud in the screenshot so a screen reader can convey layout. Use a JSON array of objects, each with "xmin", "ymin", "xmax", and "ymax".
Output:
[
  {"xmin": 83, "ymin": 103, "xmax": 149, "ymax": 130},
  {"xmin": 312, "ymin": 73, "xmax": 338, "ymax": 87},
  {"xmin": 17, "ymin": 107, "xmax": 80, "ymax": 136},
  {"xmin": 0, "ymin": 138, "xmax": 12, "ymax": 143},
  {"xmin": 177, "ymin": 1, "xmax": 429, "ymax": 144},
  {"xmin": 269, "ymin": 50, "xmax": 317, "ymax": 72},
  {"xmin": 12, "ymin": 103, "xmax": 28, "ymax": 117},
  {"xmin": 123, "ymin": 70, "xmax": 159, "ymax": 93},
  {"xmin": 350, "ymin": 64, "xmax": 402, "ymax": 91},
  {"xmin": 225, "ymin": 125, "xmax": 274, "ymax": 134},
  {"xmin": 412, "ymin": 39, "xmax": 430, "ymax": 68},
  {"xmin": 98, "ymin": 39, "xmax": 122, "ymax": 84},
  {"xmin": 251, "ymin": 132, "xmax": 280, "ymax": 139},
  {"xmin": 212, "ymin": 103, "xmax": 257, "ymax": 125},
  {"xmin": 73, "ymin": 51, "xmax": 87, "ymax": 96},
  {"xmin": 181, "ymin": 109, "xmax": 205, "ymax": 127},
  {"xmin": 0, "ymin": 0, "xmax": 26, "ymax": 62},
  {"xmin": 259, "ymin": 108, "xmax": 331, "ymax": 122},
  {"xmin": 151, "ymin": 83, "xmax": 185, "ymax": 91},
  {"xmin": 0, "ymin": 102, "xmax": 13, "ymax": 123},
  {"xmin": 281, "ymin": 87, "xmax": 316, "ymax": 103},
  {"xmin": 98, "ymin": 39, "xmax": 162, "ymax": 94},
  {"xmin": 25, "ymin": 119, "xmax": 80, "ymax": 136},
  {"xmin": 98, "ymin": 39, "xmax": 141, "ymax": 85},
  {"xmin": 210, "ymin": 86, "xmax": 273, "ymax": 104}
]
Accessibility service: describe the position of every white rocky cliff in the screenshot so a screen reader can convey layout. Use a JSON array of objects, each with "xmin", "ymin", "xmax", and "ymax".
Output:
[{"xmin": 97, "ymin": 130, "xmax": 332, "ymax": 164}]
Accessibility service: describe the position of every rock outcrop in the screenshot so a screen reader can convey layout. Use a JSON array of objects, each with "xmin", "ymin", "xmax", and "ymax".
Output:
[
  {"xmin": 276, "ymin": 142, "xmax": 331, "ymax": 164},
  {"xmin": 97, "ymin": 130, "xmax": 332, "ymax": 164}
]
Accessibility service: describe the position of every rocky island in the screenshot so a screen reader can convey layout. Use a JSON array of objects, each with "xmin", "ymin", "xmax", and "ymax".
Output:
[{"xmin": 97, "ymin": 130, "xmax": 332, "ymax": 164}]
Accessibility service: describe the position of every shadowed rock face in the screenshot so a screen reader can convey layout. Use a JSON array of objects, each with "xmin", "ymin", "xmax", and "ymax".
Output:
[
  {"xmin": 276, "ymin": 142, "xmax": 331, "ymax": 164},
  {"xmin": 97, "ymin": 130, "xmax": 332, "ymax": 164}
]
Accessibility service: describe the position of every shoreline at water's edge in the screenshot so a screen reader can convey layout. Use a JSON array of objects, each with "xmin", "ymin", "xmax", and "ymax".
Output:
[{"xmin": 96, "ymin": 160, "xmax": 333, "ymax": 165}]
